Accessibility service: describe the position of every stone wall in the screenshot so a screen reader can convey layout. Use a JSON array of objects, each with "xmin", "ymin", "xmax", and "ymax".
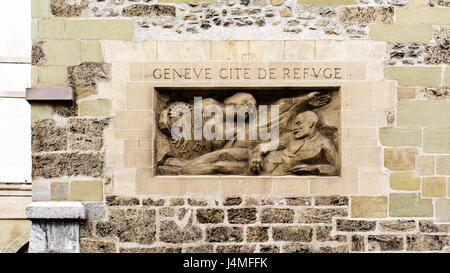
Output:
[{"xmin": 30, "ymin": 0, "xmax": 450, "ymax": 253}]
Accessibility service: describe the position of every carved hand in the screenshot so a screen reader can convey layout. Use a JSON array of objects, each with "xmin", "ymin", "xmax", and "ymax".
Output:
[
  {"xmin": 249, "ymin": 152, "xmax": 263, "ymax": 174},
  {"xmin": 306, "ymin": 92, "xmax": 331, "ymax": 108}
]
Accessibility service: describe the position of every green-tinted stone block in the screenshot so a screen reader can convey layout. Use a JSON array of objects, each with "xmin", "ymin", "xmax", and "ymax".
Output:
[
  {"xmin": 31, "ymin": 103, "xmax": 53, "ymax": 122},
  {"xmin": 436, "ymin": 199, "xmax": 450, "ymax": 222},
  {"xmin": 70, "ymin": 180, "xmax": 103, "ymax": 202},
  {"xmin": 370, "ymin": 24, "xmax": 432, "ymax": 43},
  {"xmin": 390, "ymin": 172, "xmax": 420, "ymax": 191},
  {"xmin": 389, "ymin": 193, "xmax": 433, "ymax": 217},
  {"xmin": 38, "ymin": 19, "xmax": 65, "ymax": 40},
  {"xmin": 79, "ymin": 100, "xmax": 111, "ymax": 117},
  {"xmin": 397, "ymin": 101, "xmax": 450, "ymax": 127},
  {"xmin": 384, "ymin": 66, "xmax": 441, "ymax": 87},
  {"xmin": 45, "ymin": 40, "xmax": 81, "ymax": 66},
  {"xmin": 380, "ymin": 128, "xmax": 421, "ymax": 147},
  {"xmin": 396, "ymin": 9, "xmax": 450, "ymax": 25},
  {"xmin": 38, "ymin": 66, "xmax": 68, "ymax": 87},
  {"xmin": 65, "ymin": 20, "xmax": 133, "ymax": 40},
  {"xmin": 32, "ymin": 0, "xmax": 51, "ymax": 18},
  {"xmin": 80, "ymin": 41, "xmax": 103, "ymax": 63},
  {"xmin": 424, "ymin": 128, "xmax": 450, "ymax": 154},
  {"xmin": 444, "ymin": 68, "xmax": 450, "ymax": 87},
  {"xmin": 436, "ymin": 156, "xmax": 450, "ymax": 175},
  {"xmin": 50, "ymin": 182, "xmax": 69, "ymax": 201}
]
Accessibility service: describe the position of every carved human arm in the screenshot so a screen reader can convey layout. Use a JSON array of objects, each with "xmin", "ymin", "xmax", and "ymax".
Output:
[{"xmin": 249, "ymin": 133, "xmax": 289, "ymax": 174}]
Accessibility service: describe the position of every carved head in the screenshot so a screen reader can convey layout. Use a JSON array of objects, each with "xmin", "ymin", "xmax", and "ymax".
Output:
[
  {"xmin": 224, "ymin": 92, "xmax": 257, "ymax": 107},
  {"xmin": 292, "ymin": 111, "xmax": 319, "ymax": 139}
]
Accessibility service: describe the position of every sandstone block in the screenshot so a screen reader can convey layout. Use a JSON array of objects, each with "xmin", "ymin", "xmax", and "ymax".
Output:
[
  {"xmin": 80, "ymin": 41, "xmax": 103, "ymax": 63},
  {"xmin": 39, "ymin": 66, "xmax": 68, "ymax": 87},
  {"xmin": 379, "ymin": 128, "xmax": 421, "ymax": 147},
  {"xmin": 351, "ymin": 196, "xmax": 387, "ymax": 218},
  {"xmin": 396, "ymin": 8, "xmax": 450, "ymax": 25},
  {"xmin": 65, "ymin": 20, "xmax": 133, "ymax": 40},
  {"xmin": 424, "ymin": 129, "xmax": 450, "ymax": 153},
  {"xmin": 79, "ymin": 100, "xmax": 111, "ymax": 117},
  {"xmin": 32, "ymin": 119, "xmax": 67, "ymax": 152},
  {"xmin": 38, "ymin": 19, "xmax": 64, "ymax": 39},
  {"xmin": 384, "ymin": 66, "xmax": 441, "ymax": 87},
  {"xmin": 389, "ymin": 193, "xmax": 433, "ymax": 217},
  {"xmin": 384, "ymin": 148, "xmax": 417, "ymax": 171},
  {"xmin": 32, "ymin": 0, "xmax": 51, "ymax": 18},
  {"xmin": 51, "ymin": 182, "xmax": 69, "ymax": 201},
  {"xmin": 70, "ymin": 180, "xmax": 103, "ymax": 202},
  {"xmin": 370, "ymin": 24, "xmax": 432, "ymax": 43},
  {"xmin": 390, "ymin": 172, "xmax": 420, "ymax": 191},
  {"xmin": 398, "ymin": 101, "xmax": 450, "ymax": 127},
  {"xmin": 422, "ymin": 177, "xmax": 446, "ymax": 198},
  {"xmin": 80, "ymin": 239, "xmax": 116, "ymax": 253},
  {"xmin": 436, "ymin": 156, "xmax": 450, "ymax": 175},
  {"xmin": 436, "ymin": 199, "xmax": 450, "ymax": 222}
]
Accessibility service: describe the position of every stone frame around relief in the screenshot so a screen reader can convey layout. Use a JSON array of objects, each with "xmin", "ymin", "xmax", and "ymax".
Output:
[{"xmin": 151, "ymin": 85, "xmax": 342, "ymax": 178}]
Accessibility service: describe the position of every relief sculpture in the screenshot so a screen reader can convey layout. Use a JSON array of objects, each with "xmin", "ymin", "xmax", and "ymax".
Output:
[{"xmin": 155, "ymin": 88, "xmax": 340, "ymax": 176}]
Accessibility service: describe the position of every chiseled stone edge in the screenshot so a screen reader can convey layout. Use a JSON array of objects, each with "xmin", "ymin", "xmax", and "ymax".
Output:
[{"xmin": 26, "ymin": 201, "xmax": 86, "ymax": 219}]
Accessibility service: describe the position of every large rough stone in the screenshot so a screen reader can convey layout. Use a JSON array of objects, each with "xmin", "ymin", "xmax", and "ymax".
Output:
[
  {"xmin": 80, "ymin": 239, "xmax": 116, "ymax": 253},
  {"xmin": 298, "ymin": 208, "xmax": 347, "ymax": 224},
  {"xmin": 247, "ymin": 226, "xmax": 269, "ymax": 242},
  {"xmin": 419, "ymin": 220, "xmax": 450, "ymax": 233},
  {"xmin": 379, "ymin": 220, "xmax": 417, "ymax": 232},
  {"xmin": 407, "ymin": 235, "xmax": 449, "ymax": 251},
  {"xmin": 32, "ymin": 120, "xmax": 67, "ymax": 152},
  {"xmin": 368, "ymin": 235, "xmax": 403, "ymax": 251},
  {"xmin": 314, "ymin": 196, "xmax": 348, "ymax": 206},
  {"xmin": 338, "ymin": 7, "xmax": 394, "ymax": 24},
  {"xmin": 285, "ymin": 197, "xmax": 311, "ymax": 206},
  {"xmin": 425, "ymin": 26, "xmax": 450, "ymax": 64},
  {"xmin": 68, "ymin": 118, "xmax": 109, "ymax": 151},
  {"xmin": 261, "ymin": 208, "xmax": 294, "ymax": 223},
  {"xmin": 122, "ymin": 4, "xmax": 176, "ymax": 17},
  {"xmin": 32, "ymin": 41, "xmax": 46, "ymax": 65},
  {"xmin": 316, "ymin": 226, "xmax": 346, "ymax": 242},
  {"xmin": 223, "ymin": 197, "xmax": 242, "ymax": 206},
  {"xmin": 206, "ymin": 226, "xmax": 243, "ymax": 242},
  {"xmin": 227, "ymin": 208, "xmax": 257, "ymax": 224},
  {"xmin": 68, "ymin": 63, "xmax": 111, "ymax": 98},
  {"xmin": 282, "ymin": 243, "xmax": 311, "ymax": 253},
  {"xmin": 272, "ymin": 227, "xmax": 313, "ymax": 242},
  {"xmin": 33, "ymin": 152, "xmax": 104, "ymax": 178},
  {"xmin": 51, "ymin": 0, "xmax": 89, "ymax": 17},
  {"xmin": 159, "ymin": 216, "xmax": 202, "ymax": 243},
  {"xmin": 96, "ymin": 208, "xmax": 156, "ymax": 244},
  {"xmin": 106, "ymin": 195, "xmax": 140, "ymax": 206},
  {"xmin": 196, "ymin": 209, "xmax": 224, "ymax": 224},
  {"xmin": 216, "ymin": 245, "xmax": 255, "ymax": 253},
  {"xmin": 352, "ymin": 235, "xmax": 365, "ymax": 252},
  {"xmin": 336, "ymin": 219, "xmax": 376, "ymax": 232},
  {"xmin": 184, "ymin": 245, "xmax": 214, "ymax": 253},
  {"xmin": 260, "ymin": 245, "xmax": 280, "ymax": 253},
  {"xmin": 142, "ymin": 198, "xmax": 165, "ymax": 206}
]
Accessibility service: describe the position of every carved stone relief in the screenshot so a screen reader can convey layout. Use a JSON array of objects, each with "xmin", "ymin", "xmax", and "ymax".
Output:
[{"xmin": 155, "ymin": 88, "xmax": 340, "ymax": 176}]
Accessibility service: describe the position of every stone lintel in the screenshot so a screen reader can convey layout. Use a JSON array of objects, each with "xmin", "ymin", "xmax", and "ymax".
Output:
[{"xmin": 26, "ymin": 201, "xmax": 86, "ymax": 220}]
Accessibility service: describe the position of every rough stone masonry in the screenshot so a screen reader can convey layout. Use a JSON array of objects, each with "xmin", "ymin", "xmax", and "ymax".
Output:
[{"xmin": 27, "ymin": 0, "xmax": 450, "ymax": 252}]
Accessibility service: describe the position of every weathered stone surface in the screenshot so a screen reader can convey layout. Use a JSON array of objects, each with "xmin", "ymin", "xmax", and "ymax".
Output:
[
  {"xmin": 223, "ymin": 197, "xmax": 242, "ymax": 206},
  {"xmin": 261, "ymin": 208, "xmax": 294, "ymax": 223},
  {"xmin": 216, "ymin": 245, "xmax": 255, "ymax": 253},
  {"xmin": 384, "ymin": 148, "xmax": 417, "ymax": 171},
  {"xmin": 188, "ymin": 199, "xmax": 208, "ymax": 206},
  {"xmin": 68, "ymin": 118, "xmax": 109, "ymax": 151},
  {"xmin": 282, "ymin": 243, "xmax": 311, "ymax": 253},
  {"xmin": 32, "ymin": 120, "xmax": 67, "ymax": 152},
  {"xmin": 272, "ymin": 226, "xmax": 313, "ymax": 242},
  {"xmin": 159, "ymin": 217, "xmax": 202, "ymax": 243},
  {"xmin": 315, "ymin": 245, "xmax": 349, "ymax": 253},
  {"xmin": 68, "ymin": 63, "xmax": 111, "ymax": 98},
  {"xmin": 83, "ymin": 202, "xmax": 105, "ymax": 220},
  {"xmin": 351, "ymin": 196, "xmax": 387, "ymax": 218},
  {"xmin": 390, "ymin": 172, "xmax": 420, "ymax": 191},
  {"xmin": 260, "ymin": 245, "xmax": 280, "ymax": 253},
  {"xmin": 227, "ymin": 208, "xmax": 257, "ymax": 224},
  {"xmin": 169, "ymin": 198, "xmax": 185, "ymax": 206},
  {"xmin": 206, "ymin": 226, "xmax": 243, "ymax": 242},
  {"xmin": 316, "ymin": 226, "xmax": 346, "ymax": 242},
  {"xmin": 197, "ymin": 209, "xmax": 224, "ymax": 224},
  {"xmin": 407, "ymin": 235, "xmax": 449, "ymax": 251},
  {"xmin": 247, "ymin": 226, "xmax": 269, "ymax": 242},
  {"xmin": 425, "ymin": 26, "xmax": 450, "ymax": 65},
  {"xmin": 142, "ymin": 198, "xmax": 165, "ymax": 206},
  {"xmin": 389, "ymin": 193, "xmax": 433, "ymax": 217},
  {"xmin": 50, "ymin": 182, "xmax": 69, "ymax": 201},
  {"xmin": 106, "ymin": 195, "xmax": 139, "ymax": 206},
  {"xmin": 184, "ymin": 245, "xmax": 214, "ymax": 253},
  {"xmin": 298, "ymin": 208, "xmax": 347, "ymax": 224},
  {"xmin": 338, "ymin": 7, "xmax": 394, "ymax": 24},
  {"xmin": 96, "ymin": 208, "xmax": 156, "ymax": 244},
  {"xmin": 80, "ymin": 239, "xmax": 116, "ymax": 253},
  {"xmin": 29, "ymin": 220, "xmax": 80, "ymax": 253},
  {"xmin": 314, "ymin": 196, "xmax": 348, "ymax": 206},
  {"xmin": 159, "ymin": 208, "xmax": 175, "ymax": 217},
  {"xmin": 379, "ymin": 220, "xmax": 416, "ymax": 232},
  {"xmin": 26, "ymin": 202, "xmax": 86, "ymax": 219},
  {"xmin": 32, "ymin": 41, "xmax": 46, "ymax": 65},
  {"xmin": 51, "ymin": 0, "xmax": 88, "ymax": 17},
  {"xmin": 352, "ymin": 235, "xmax": 365, "ymax": 252},
  {"xmin": 368, "ymin": 235, "xmax": 403, "ymax": 251},
  {"xmin": 122, "ymin": 4, "xmax": 176, "ymax": 17},
  {"xmin": 336, "ymin": 219, "xmax": 376, "ymax": 232},
  {"xmin": 120, "ymin": 247, "xmax": 182, "ymax": 253},
  {"xmin": 417, "ymin": 87, "xmax": 450, "ymax": 99},
  {"xmin": 285, "ymin": 197, "xmax": 311, "ymax": 206},
  {"xmin": 419, "ymin": 220, "xmax": 450, "ymax": 233}
]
